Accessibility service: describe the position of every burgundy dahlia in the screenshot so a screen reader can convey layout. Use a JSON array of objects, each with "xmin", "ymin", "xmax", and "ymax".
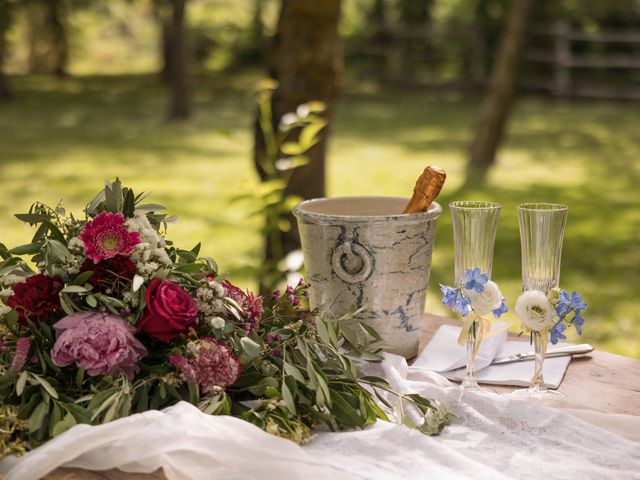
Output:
[
  {"xmin": 171, "ymin": 338, "xmax": 240, "ymax": 393},
  {"xmin": 80, "ymin": 212, "xmax": 141, "ymax": 262},
  {"xmin": 7, "ymin": 274, "xmax": 64, "ymax": 325},
  {"xmin": 79, "ymin": 255, "xmax": 137, "ymax": 295}
]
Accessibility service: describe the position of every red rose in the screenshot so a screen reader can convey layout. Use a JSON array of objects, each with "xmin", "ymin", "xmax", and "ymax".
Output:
[
  {"xmin": 79, "ymin": 255, "xmax": 137, "ymax": 295},
  {"xmin": 138, "ymin": 279, "xmax": 198, "ymax": 341},
  {"xmin": 8, "ymin": 274, "xmax": 64, "ymax": 325}
]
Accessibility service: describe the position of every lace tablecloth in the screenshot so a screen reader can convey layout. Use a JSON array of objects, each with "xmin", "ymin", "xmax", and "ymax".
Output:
[{"xmin": 2, "ymin": 353, "xmax": 639, "ymax": 480}]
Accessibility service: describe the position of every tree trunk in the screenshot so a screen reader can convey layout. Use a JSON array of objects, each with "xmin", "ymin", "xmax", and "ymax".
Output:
[
  {"xmin": 167, "ymin": 0, "xmax": 190, "ymax": 121},
  {"xmin": 254, "ymin": 0, "xmax": 343, "ymax": 289},
  {"xmin": 466, "ymin": 0, "xmax": 536, "ymax": 184},
  {"xmin": 47, "ymin": 0, "xmax": 68, "ymax": 77},
  {"xmin": 367, "ymin": 0, "xmax": 390, "ymax": 72},
  {"xmin": 0, "ymin": 0, "xmax": 11, "ymax": 100},
  {"xmin": 160, "ymin": 12, "xmax": 173, "ymax": 82},
  {"xmin": 25, "ymin": 0, "xmax": 68, "ymax": 76}
]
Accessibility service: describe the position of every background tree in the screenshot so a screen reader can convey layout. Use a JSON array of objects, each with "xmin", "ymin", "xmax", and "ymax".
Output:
[
  {"xmin": 398, "ymin": 0, "xmax": 433, "ymax": 77},
  {"xmin": 254, "ymin": 0, "xmax": 343, "ymax": 291},
  {"xmin": 166, "ymin": 0, "xmax": 190, "ymax": 120},
  {"xmin": 466, "ymin": 0, "xmax": 537, "ymax": 184},
  {"xmin": 0, "ymin": 0, "xmax": 11, "ymax": 100},
  {"xmin": 25, "ymin": 0, "xmax": 69, "ymax": 76}
]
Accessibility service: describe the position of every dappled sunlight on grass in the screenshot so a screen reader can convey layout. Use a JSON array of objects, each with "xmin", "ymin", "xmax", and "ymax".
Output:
[{"xmin": 0, "ymin": 75, "xmax": 638, "ymax": 357}]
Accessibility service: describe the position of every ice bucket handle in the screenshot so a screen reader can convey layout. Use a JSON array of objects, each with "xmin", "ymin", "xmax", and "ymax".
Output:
[{"xmin": 331, "ymin": 237, "xmax": 373, "ymax": 284}]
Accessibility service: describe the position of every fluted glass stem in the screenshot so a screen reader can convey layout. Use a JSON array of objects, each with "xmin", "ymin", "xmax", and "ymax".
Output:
[
  {"xmin": 531, "ymin": 331, "xmax": 547, "ymax": 394},
  {"xmin": 461, "ymin": 320, "xmax": 478, "ymax": 389}
]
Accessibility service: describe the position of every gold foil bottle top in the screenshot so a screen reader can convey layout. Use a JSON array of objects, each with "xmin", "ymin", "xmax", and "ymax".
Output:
[{"xmin": 402, "ymin": 165, "xmax": 447, "ymax": 214}]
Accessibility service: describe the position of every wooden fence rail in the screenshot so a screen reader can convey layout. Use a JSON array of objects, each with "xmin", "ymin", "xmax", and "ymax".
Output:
[{"xmin": 348, "ymin": 20, "xmax": 640, "ymax": 101}]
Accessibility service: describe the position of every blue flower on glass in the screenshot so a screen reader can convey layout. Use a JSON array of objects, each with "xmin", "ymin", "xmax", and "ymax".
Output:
[
  {"xmin": 556, "ymin": 290, "xmax": 588, "ymax": 318},
  {"xmin": 440, "ymin": 284, "xmax": 472, "ymax": 316},
  {"xmin": 555, "ymin": 290, "xmax": 572, "ymax": 317},
  {"xmin": 550, "ymin": 322, "xmax": 567, "ymax": 344},
  {"xmin": 569, "ymin": 291, "xmax": 588, "ymax": 312},
  {"xmin": 440, "ymin": 285, "xmax": 459, "ymax": 310},
  {"xmin": 492, "ymin": 298, "xmax": 509, "ymax": 319},
  {"xmin": 464, "ymin": 268, "xmax": 489, "ymax": 293},
  {"xmin": 573, "ymin": 311, "xmax": 585, "ymax": 335},
  {"xmin": 458, "ymin": 296, "xmax": 472, "ymax": 316}
]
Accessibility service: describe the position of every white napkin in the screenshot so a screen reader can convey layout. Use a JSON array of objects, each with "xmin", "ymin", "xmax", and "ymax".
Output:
[
  {"xmin": 412, "ymin": 324, "xmax": 508, "ymax": 373},
  {"xmin": 414, "ymin": 324, "xmax": 571, "ymax": 389}
]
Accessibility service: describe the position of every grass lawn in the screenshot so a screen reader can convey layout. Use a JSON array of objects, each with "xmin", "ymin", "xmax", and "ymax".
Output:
[{"xmin": 0, "ymin": 73, "xmax": 638, "ymax": 357}]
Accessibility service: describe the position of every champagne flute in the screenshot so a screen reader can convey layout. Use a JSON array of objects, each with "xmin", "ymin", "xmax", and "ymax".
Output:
[
  {"xmin": 512, "ymin": 202, "xmax": 568, "ymax": 403},
  {"xmin": 449, "ymin": 201, "xmax": 501, "ymax": 394}
]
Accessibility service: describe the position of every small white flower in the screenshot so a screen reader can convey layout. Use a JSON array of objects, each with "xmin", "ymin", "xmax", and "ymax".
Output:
[
  {"xmin": 122, "ymin": 291, "xmax": 140, "ymax": 308},
  {"xmin": 197, "ymin": 287, "xmax": 214, "ymax": 302},
  {"xmin": 465, "ymin": 280, "xmax": 503, "ymax": 316},
  {"xmin": 209, "ymin": 316, "xmax": 226, "ymax": 330},
  {"xmin": 68, "ymin": 237, "xmax": 84, "ymax": 253},
  {"xmin": 515, "ymin": 290, "xmax": 556, "ymax": 331},
  {"xmin": 0, "ymin": 287, "xmax": 13, "ymax": 299},
  {"xmin": 132, "ymin": 275, "xmax": 145, "ymax": 292},
  {"xmin": 0, "ymin": 305, "xmax": 12, "ymax": 316},
  {"xmin": 208, "ymin": 280, "xmax": 225, "ymax": 298},
  {"xmin": 2, "ymin": 274, "xmax": 26, "ymax": 286}
]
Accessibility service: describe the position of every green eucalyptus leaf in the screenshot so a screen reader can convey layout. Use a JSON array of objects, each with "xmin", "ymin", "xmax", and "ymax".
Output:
[
  {"xmin": 43, "ymin": 220, "xmax": 67, "ymax": 245},
  {"xmin": 48, "ymin": 402, "xmax": 63, "ymax": 437},
  {"xmin": 71, "ymin": 270, "xmax": 94, "ymax": 286},
  {"xmin": 137, "ymin": 204, "xmax": 167, "ymax": 213},
  {"xmin": 52, "ymin": 412, "xmax": 77, "ymax": 437},
  {"xmin": 62, "ymin": 285, "xmax": 90, "ymax": 294},
  {"xmin": 28, "ymin": 401, "xmax": 49, "ymax": 433},
  {"xmin": 16, "ymin": 370, "xmax": 28, "ymax": 396},
  {"xmin": 283, "ymin": 362, "xmax": 305, "ymax": 383},
  {"xmin": 8, "ymin": 242, "xmax": 43, "ymax": 255},
  {"xmin": 86, "ymin": 294, "xmax": 98, "ymax": 308},
  {"xmin": 32, "ymin": 374, "xmax": 59, "ymax": 399},
  {"xmin": 240, "ymin": 337, "xmax": 262, "ymax": 361},
  {"xmin": 281, "ymin": 380, "xmax": 296, "ymax": 415}
]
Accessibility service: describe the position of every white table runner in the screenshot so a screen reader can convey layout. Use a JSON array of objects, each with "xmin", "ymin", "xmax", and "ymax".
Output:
[{"xmin": 2, "ymin": 353, "xmax": 639, "ymax": 480}]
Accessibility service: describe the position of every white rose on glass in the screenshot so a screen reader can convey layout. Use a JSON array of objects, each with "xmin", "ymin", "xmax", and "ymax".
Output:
[
  {"xmin": 515, "ymin": 290, "xmax": 556, "ymax": 331},
  {"xmin": 464, "ymin": 281, "xmax": 504, "ymax": 316}
]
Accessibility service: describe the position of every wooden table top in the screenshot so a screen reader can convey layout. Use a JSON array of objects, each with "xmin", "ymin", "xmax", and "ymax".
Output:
[{"xmin": 45, "ymin": 313, "xmax": 640, "ymax": 480}]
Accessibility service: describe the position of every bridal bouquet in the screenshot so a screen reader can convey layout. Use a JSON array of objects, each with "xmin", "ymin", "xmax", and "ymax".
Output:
[{"xmin": 0, "ymin": 180, "xmax": 450, "ymax": 458}]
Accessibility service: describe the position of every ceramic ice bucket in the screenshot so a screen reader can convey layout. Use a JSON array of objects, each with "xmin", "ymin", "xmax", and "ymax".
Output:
[{"xmin": 293, "ymin": 196, "xmax": 442, "ymax": 358}]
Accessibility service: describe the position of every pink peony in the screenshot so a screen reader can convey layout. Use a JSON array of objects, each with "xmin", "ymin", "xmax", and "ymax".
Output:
[
  {"xmin": 171, "ymin": 338, "xmax": 240, "ymax": 393},
  {"xmin": 221, "ymin": 280, "xmax": 263, "ymax": 333},
  {"xmin": 51, "ymin": 312, "xmax": 147, "ymax": 379},
  {"xmin": 80, "ymin": 212, "xmax": 141, "ymax": 262}
]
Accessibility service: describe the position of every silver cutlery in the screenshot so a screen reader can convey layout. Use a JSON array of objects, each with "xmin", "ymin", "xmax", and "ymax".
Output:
[{"xmin": 491, "ymin": 344, "xmax": 594, "ymax": 365}]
